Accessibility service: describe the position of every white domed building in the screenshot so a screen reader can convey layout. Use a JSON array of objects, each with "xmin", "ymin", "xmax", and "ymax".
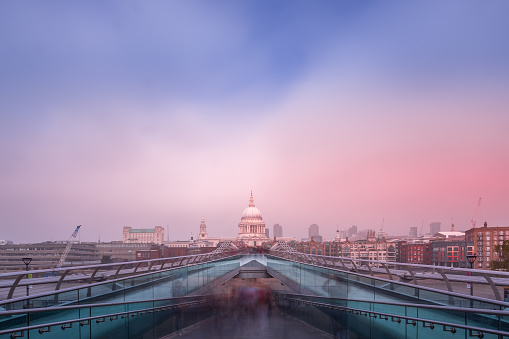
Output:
[{"xmin": 238, "ymin": 192, "xmax": 268, "ymax": 247}]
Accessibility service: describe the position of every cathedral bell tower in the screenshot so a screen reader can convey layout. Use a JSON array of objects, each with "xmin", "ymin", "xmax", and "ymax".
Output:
[{"xmin": 199, "ymin": 217, "xmax": 208, "ymax": 240}]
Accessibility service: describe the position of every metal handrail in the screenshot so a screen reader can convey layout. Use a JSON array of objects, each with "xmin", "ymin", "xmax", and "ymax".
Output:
[
  {"xmin": 0, "ymin": 297, "xmax": 214, "ymax": 337},
  {"xmin": 0, "ymin": 255, "xmax": 192, "ymax": 278},
  {"xmin": 0, "ymin": 295, "xmax": 215, "ymax": 317},
  {"xmin": 268, "ymin": 250, "xmax": 509, "ymax": 301},
  {"xmin": 268, "ymin": 252, "xmax": 509, "ymax": 307},
  {"xmin": 278, "ymin": 295, "xmax": 509, "ymax": 337},
  {"xmin": 0, "ymin": 251, "xmax": 243, "ymax": 305},
  {"xmin": 0, "ymin": 249, "xmax": 246, "ymax": 281},
  {"xmin": 280, "ymin": 293, "xmax": 509, "ymax": 315},
  {"xmin": 268, "ymin": 250, "xmax": 509, "ymax": 277},
  {"xmin": 1, "ymin": 264, "xmax": 178, "ymax": 306}
]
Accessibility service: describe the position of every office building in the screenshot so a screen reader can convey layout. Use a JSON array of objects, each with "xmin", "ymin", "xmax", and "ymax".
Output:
[
  {"xmin": 430, "ymin": 222, "xmax": 441, "ymax": 235},
  {"xmin": 409, "ymin": 227, "xmax": 418, "ymax": 238},
  {"xmin": 348, "ymin": 225, "xmax": 358, "ymax": 238},
  {"xmin": 273, "ymin": 224, "xmax": 283, "ymax": 237},
  {"xmin": 123, "ymin": 226, "xmax": 164, "ymax": 244},
  {"xmin": 0, "ymin": 242, "xmax": 99, "ymax": 269},
  {"xmin": 431, "ymin": 240, "xmax": 474, "ymax": 268},
  {"xmin": 309, "ymin": 224, "xmax": 319, "ymax": 239}
]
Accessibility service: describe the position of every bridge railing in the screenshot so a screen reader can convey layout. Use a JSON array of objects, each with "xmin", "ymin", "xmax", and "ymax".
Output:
[
  {"xmin": 0, "ymin": 250, "xmax": 245, "ymax": 310},
  {"xmin": 0, "ymin": 295, "xmax": 217, "ymax": 339},
  {"xmin": 268, "ymin": 250, "xmax": 509, "ymax": 301},
  {"xmin": 276, "ymin": 292, "xmax": 509, "ymax": 338}
]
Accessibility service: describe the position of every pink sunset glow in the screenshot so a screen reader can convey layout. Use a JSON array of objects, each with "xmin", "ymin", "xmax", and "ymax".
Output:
[{"xmin": 1, "ymin": 2, "xmax": 508, "ymax": 242}]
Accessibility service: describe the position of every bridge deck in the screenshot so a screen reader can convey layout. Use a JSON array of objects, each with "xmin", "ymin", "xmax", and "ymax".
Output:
[
  {"xmin": 163, "ymin": 312, "xmax": 331, "ymax": 339},
  {"xmin": 2, "ymin": 254, "xmax": 508, "ymax": 339}
]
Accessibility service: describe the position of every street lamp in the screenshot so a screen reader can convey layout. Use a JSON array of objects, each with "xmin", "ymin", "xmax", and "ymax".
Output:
[
  {"xmin": 22, "ymin": 257, "xmax": 32, "ymax": 298},
  {"xmin": 466, "ymin": 254, "xmax": 477, "ymax": 307}
]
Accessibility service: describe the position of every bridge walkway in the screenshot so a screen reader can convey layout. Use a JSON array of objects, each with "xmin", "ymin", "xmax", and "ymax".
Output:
[
  {"xmin": 2, "ymin": 253, "xmax": 509, "ymax": 338},
  {"xmin": 164, "ymin": 311, "xmax": 329, "ymax": 339}
]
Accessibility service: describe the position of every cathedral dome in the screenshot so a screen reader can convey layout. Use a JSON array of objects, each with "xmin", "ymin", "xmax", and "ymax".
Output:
[
  {"xmin": 242, "ymin": 206, "xmax": 262, "ymax": 219},
  {"xmin": 238, "ymin": 191, "xmax": 266, "ymax": 247},
  {"xmin": 241, "ymin": 191, "xmax": 262, "ymax": 219}
]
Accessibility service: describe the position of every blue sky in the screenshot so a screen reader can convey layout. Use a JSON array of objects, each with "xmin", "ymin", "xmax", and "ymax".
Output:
[{"xmin": 1, "ymin": 1, "xmax": 508, "ymax": 243}]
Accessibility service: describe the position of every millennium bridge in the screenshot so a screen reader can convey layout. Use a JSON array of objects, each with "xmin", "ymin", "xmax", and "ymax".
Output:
[{"xmin": 1, "ymin": 245, "xmax": 509, "ymax": 338}]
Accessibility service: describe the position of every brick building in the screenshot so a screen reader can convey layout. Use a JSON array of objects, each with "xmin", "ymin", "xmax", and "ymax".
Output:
[
  {"xmin": 398, "ymin": 240, "xmax": 432, "ymax": 265},
  {"xmin": 465, "ymin": 222, "xmax": 509, "ymax": 269},
  {"xmin": 97, "ymin": 242, "xmax": 155, "ymax": 262},
  {"xmin": 295, "ymin": 238, "xmax": 324, "ymax": 255},
  {"xmin": 292, "ymin": 230, "xmax": 396, "ymax": 262},
  {"xmin": 135, "ymin": 249, "xmax": 162, "ymax": 260}
]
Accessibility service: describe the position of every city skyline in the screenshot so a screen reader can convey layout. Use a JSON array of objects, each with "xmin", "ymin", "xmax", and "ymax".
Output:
[
  {"xmin": 0, "ymin": 191, "xmax": 496, "ymax": 243},
  {"xmin": 1, "ymin": 2, "xmax": 508, "ymax": 243}
]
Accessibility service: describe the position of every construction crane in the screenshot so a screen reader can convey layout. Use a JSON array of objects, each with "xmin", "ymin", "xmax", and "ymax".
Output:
[
  {"xmin": 471, "ymin": 197, "xmax": 482, "ymax": 229},
  {"xmin": 378, "ymin": 217, "xmax": 384, "ymax": 240},
  {"xmin": 56, "ymin": 225, "xmax": 81, "ymax": 269}
]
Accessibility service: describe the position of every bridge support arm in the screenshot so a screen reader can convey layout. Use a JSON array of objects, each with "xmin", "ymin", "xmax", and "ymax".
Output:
[
  {"xmin": 366, "ymin": 264, "xmax": 374, "ymax": 277},
  {"xmin": 481, "ymin": 273, "xmax": 501, "ymax": 301},
  {"xmin": 7, "ymin": 275, "xmax": 24, "ymax": 300},
  {"xmin": 56, "ymin": 270, "xmax": 71, "ymax": 291},
  {"xmin": 89, "ymin": 267, "xmax": 102, "ymax": 283},
  {"xmin": 133, "ymin": 262, "xmax": 144, "ymax": 273},
  {"xmin": 406, "ymin": 268, "xmax": 419, "ymax": 285},
  {"xmin": 338, "ymin": 258, "xmax": 347, "ymax": 270},
  {"xmin": 435, "ymin": 269, "xmax": 453, "ymax": 293},
  {"xmin": 382, "ymin": 263, "xmax": 393, "ymax": 280},
  {"xmin": 148, "ymin": 260, "xmax": 158, "ymax": 271},
  {"xmin": 114, "ymin": 264, "xmax": 126, "ymax": 279}
]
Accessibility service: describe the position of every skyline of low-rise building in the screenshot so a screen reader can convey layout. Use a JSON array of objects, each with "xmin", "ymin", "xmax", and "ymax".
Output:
[
  {"xmin": 0, "ymin": 242, "xmax": 99, "ymax": 269},
  {"xmin": 4, "ymin": 191, "xmax": 503, "ymax": 271},
  {"xmin": 3, "ymin": 221, "xmax": 504, "ymax": 270}
]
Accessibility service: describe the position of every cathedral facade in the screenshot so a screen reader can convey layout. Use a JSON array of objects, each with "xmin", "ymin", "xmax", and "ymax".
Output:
[{"xmin": 238, "ymin": 191, "xmax": 268, "ymax": 247}]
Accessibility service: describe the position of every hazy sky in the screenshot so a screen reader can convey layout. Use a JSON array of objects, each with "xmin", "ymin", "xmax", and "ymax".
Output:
[{"xmin": 1, "ymin": 1, "xmax": 508, "ymax": 243}]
